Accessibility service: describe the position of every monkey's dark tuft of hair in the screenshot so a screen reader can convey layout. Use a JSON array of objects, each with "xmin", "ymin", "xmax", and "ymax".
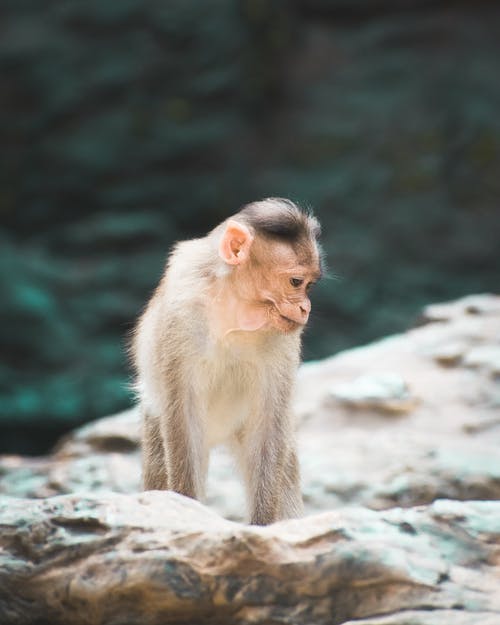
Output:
[{"xmin": 239, "ymin": 197, "xmax": 320, "ymax": 243}]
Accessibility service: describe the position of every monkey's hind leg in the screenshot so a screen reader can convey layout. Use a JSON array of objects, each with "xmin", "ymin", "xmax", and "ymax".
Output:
[
  {"xmin": 141, "ymin": 409, "xmax": 169, "ymax": 491},
  {"xmin": 278, "ymin": 446, "xmax": 304, "ymax": 520}
]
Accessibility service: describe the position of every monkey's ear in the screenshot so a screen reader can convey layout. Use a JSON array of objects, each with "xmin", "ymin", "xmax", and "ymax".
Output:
[{"xmin": 218, "ymin": 220, "xmax": 254, "ymax": 265}]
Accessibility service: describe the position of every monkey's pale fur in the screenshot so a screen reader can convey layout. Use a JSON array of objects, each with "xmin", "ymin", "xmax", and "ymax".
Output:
[{"xmin": 131, "ymin": 198, "xmax": 320, "ymax": 525}]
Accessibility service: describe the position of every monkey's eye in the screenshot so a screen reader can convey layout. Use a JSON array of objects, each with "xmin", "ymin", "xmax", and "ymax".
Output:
[
  {"xmin": 290, "ymin": 278, "xmax": 304, "ymax": 288},
  {"xmin": 306, "ymin": 281, "xmax": 316, "ymax": 293}
]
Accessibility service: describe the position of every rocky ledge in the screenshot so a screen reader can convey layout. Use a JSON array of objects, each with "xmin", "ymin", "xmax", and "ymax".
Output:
[
  {"xmin": 0, "ymin": 294, "xmax": 499, "ymax": 624},
  {"xmin": 0, "ymin": 493, "xmax": 499, "ymax": 625}
]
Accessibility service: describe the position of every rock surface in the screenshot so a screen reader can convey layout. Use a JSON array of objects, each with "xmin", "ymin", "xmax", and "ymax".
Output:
[
  {"xmin": 1, "ymin": 493, "xmax": 499, "ymax": 625},
  {"xmin": 296, "ymin": 293, "xmax": 500, "ymax": 515},
  {"xmin": 1, "ymin": 294, "xmax": 499, "ymax": 522},
  {"xmin": 1, "ymin": 294, "xmax": 499, "ymax": 624}
]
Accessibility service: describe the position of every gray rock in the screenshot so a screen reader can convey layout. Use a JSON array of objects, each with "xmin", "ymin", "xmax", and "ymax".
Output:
[
  {"xmin": 463, "ymin": 345, "xmax": 500, "ymax": 377},
  {"xmin": 294, "ymin": 294, "xmax": 500, "ymax": 514},
  {"xmin": 329, "ymin": 372, "xmax": 418, "ymax": 413},
  {"xmin": 0, "ymin": 493, "xmax": 499, "ymax": 625},
  {"xmin": 1, "ymin": 294, "xmax": 500, "ymax": 624}
]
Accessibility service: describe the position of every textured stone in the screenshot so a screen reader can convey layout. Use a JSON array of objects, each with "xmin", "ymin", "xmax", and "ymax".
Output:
[
  {"xmin": 0, "ymin": 493, "xmax": 499, "ymax": 625},
  {"xmin": 329, "ymin": 372, "xmax": 417, "ymax": 413},
  {"xmin": 463, "ymin": 345, "xmax": 500, "ymax": 377},
  {"xmin": 296, "ymin": 294, "xmax": 500, "ymax": 514},
  {"xmin": 1, "ymin": 294, "xmax": 500, "ymax": 623}
]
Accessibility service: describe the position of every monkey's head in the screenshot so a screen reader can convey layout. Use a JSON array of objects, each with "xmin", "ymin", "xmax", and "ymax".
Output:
[{"xmin": 217, "ymin": 198, "xmax": 322, "ymax": 334}]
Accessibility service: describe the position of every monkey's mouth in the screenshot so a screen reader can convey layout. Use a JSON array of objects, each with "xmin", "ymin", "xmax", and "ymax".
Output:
[{"xmin": 279, "ymin": 314, "xmax": 301, "ymax": 328}]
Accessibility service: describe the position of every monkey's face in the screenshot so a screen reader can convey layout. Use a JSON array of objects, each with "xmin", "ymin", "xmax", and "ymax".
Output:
[
  {"xmin": 218, "ymin": 218, "xmax": 322, "ymax": 335},
  {"xmin": 244, "ymin": 239, "xmax": 321, "ymax": 334}
]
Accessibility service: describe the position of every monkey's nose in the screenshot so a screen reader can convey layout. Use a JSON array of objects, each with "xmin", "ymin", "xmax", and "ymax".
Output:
[{"xmin": 299, "ymin": 302, "xmax": 310, "ymax": 321}]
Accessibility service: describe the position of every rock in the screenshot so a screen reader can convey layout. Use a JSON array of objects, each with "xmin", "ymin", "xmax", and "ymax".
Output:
[
  {"xmin": 329, "ymin": 372, "xmax": 418, "ymax": 414},
  {"xmin": 53, "ymin": 407, "xmax": 140, "ymax": 457},
  {"xmin": 463, "ymin": 345, "xmax": 500, "ymax": 377},
  {"xmin": 1, "ymin": 295, "xmax": 500, "ymax": 522},
  {"xmin": 295, "ymin": 294, "xmax": 500, "ymax": 513},
  {"xmin": 0, "ymin": 493, "xmax": 499, "ymax": 625},
  {"xmin": 1, "ymin": 294, "xmax": 500, "ymax": 623},
  {"xmin": 0, "ymin": 408, "xmax": 141, "ymax": 500},
  {"xmin": 421, "ymin": 294, "xmax": 500, "ymax": 323},
  {"xmin": 429, "ymin": 340, "xmax": 469, "ymax": 366}
]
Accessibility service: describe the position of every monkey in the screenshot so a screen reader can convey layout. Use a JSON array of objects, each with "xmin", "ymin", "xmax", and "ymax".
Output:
[{"xmin": 130, "ymin": 198, "xmax": 322, "ymax": 525}]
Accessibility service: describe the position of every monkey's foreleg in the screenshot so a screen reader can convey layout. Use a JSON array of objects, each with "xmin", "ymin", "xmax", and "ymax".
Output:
[
  {"xmin": 239, "ymin": 421, "xmax": 302, "ymax": 525},
  {"xmin": 160, "ymin": 405, "xmax": 207, "ymax": 501}
]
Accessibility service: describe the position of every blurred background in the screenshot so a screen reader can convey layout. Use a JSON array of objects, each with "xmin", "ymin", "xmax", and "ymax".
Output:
[{"xmin": 1, "ymin": 0, "xmax": 499, "ymax": 455}]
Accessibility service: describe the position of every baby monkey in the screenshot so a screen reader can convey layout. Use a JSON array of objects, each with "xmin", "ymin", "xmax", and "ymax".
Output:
[{"xmin": 131, "ymin": 198, "xmax": 322, "ymax": 525}]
